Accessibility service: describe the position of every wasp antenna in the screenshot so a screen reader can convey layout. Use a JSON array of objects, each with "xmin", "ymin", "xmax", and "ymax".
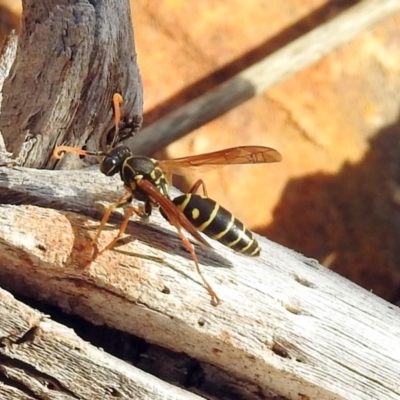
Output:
[
  {"xmin": 110, "ymin": 93, "xmax": 123, "ymax": 148},
  {"xmin": 53, "ymin": 146, "xmax": 90, "ymax": 159},
  {"xmin": 53, "ymin": 146, "xmax": 105, "ymax": 160},
  {"xmin": 113, "ymin": 93, "xmax": 123, "ymax": 127}
]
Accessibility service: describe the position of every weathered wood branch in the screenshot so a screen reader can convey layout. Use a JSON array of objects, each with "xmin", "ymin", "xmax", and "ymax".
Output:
[
  {"xmin": 0, "ymin": 166, "xmax": 399, "ymax": 400},
  {"xmin": 0, "ymin": 0, "xmax": 143, "ymax": 169},
  {"xmin": 127, "ymin": 0, "xmax": 400, "ymax": 155},
  {"xmin": 0, "ymin": 287, "xmax": 205, "ymax": 400}
]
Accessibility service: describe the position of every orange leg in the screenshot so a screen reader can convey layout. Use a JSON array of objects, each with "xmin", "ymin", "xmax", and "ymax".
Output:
[
  {"xmin": 188, "ymin": 179, "xmax": 208, "ymax": 197},
  {"xmin": 92, "ymin": 191, "xmax": 134, "ymax": 258},
  {"xmin": 169, "ymin": 217, "xmax": 220, "ymax": 306},
  {"xmin": 95, "ymin": 205, "xmax": 144, "ymax": 257},
  {"xmin": 165, "ymin": 171, "xmax": 173, "ymax": 187}
]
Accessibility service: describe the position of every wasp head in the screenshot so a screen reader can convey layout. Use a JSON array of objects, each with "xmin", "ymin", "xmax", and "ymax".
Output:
[{"xmin": 100, "ymin": 146, "xmax": 132, "ymax": 176}]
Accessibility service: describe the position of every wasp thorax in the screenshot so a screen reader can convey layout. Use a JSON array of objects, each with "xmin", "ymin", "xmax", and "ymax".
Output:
[{"xmin": 100, "ymin": 146, "xmax": 132, "ymax": 176}]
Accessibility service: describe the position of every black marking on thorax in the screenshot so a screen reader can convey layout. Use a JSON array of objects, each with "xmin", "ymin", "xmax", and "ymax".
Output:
[{"xmin": 121, "ymin": 156, "xmax": 169, "ymax": 201}]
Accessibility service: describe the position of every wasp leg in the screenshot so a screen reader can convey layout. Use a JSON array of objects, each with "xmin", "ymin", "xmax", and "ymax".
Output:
[
  {"xmin": 92, "ymin": 191, "xmax": 133, "ymax": 258},
  {"xmin": 188, "ymin": 179, "xmax": 208, "ymax": 197},
  {"xmin": 164, "ymin": 170, "xmax": 173, "ymax": 187},
  {"xmin": 169, "ymin": 219, "xmax": 220, "ymax": 306},
  {"xmin": 95, "ymin": 205, "xmax": 144, "ymax": 257}
]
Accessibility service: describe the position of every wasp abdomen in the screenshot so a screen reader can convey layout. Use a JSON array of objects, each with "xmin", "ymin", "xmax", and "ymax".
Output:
[{"xmin": 172, "ymin": 194, "xmax": 260, "ymax": 256}]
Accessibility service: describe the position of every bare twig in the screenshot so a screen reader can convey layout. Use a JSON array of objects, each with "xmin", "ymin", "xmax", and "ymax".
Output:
[{"xmin": 128, "ymin": 0, "xmax": 400, "ymax": 155}]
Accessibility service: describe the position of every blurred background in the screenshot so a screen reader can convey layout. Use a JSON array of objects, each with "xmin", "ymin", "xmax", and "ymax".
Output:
[{"xmin": 1, "ymin": 0, "xmax": 400, "ymax": 303}]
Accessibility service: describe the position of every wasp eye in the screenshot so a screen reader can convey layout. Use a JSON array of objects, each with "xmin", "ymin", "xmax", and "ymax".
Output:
[{"xmin": 100, "ymin": 156, "xmax": 118, "ymax": 176}]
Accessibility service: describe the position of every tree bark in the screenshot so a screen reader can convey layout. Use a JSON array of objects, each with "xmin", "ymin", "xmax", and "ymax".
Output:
[
  {"xmin": 0, "ymin": 165, "xmax": 399, "ymax": 400},
  {"xmin": 0, "ymin": 0, "xmax": 143, "ymax": 169}
]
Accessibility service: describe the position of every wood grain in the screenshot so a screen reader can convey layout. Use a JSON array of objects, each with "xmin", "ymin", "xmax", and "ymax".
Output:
[
  {"xmin": 0, "ymin": 288, "xmax": 205, "ymax": 400},
  {"xmin": 0, "ymin": 0, "xmax": 143, "ymax": 169}
]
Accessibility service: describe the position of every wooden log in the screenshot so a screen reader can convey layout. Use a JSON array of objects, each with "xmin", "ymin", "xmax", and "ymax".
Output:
[
  {"xmin": 0, "ymin": 165, "xmax": 399, "ymax": 400},
  {"xmin": 0, "ymin": 287, "xmax": 205, "ymax": 400},
  {"xmin": 127, "ymin": 0, "xmax": 400, "ymax": 155}
]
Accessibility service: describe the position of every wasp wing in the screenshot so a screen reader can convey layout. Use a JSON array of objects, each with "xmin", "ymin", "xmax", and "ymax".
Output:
[
  {"xmin": 137, "ymin": 180, "xmax": 211, "ymax": 248},
  {"xmin": 158, "ymin": 146, "xmax": 282, "ymax": 176}
]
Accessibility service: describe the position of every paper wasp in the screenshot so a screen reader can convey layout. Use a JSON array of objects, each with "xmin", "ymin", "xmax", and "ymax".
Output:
[{"xmin": 53, "ymin": 94, "xmax": 282, "ymax": 305}]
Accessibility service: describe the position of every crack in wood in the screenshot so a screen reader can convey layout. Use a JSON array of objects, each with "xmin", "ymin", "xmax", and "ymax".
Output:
[{"xmin": 0, "ymin": 353, "xmax": 80, "ymax": 399}]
